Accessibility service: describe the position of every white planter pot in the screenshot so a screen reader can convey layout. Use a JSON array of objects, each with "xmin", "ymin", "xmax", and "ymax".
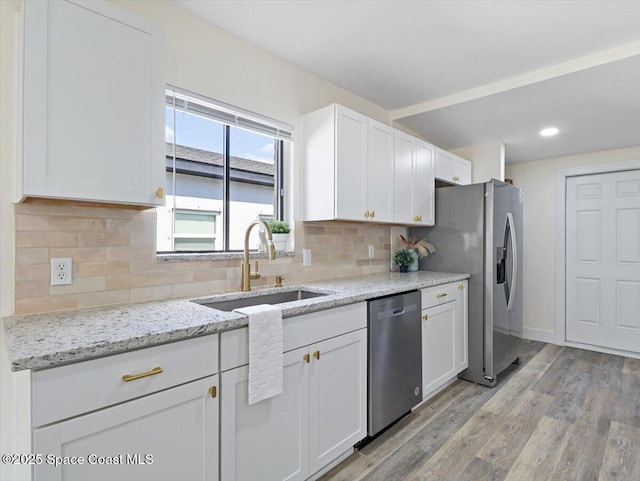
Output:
[{"xmin": 272, "ymin": 233, "xmax": 289, "ymax": 252}]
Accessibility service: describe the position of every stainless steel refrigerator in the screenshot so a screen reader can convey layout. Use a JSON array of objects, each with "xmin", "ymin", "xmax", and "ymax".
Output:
[{"xmin": 412, "ymin": 179, "xmax": 524, "ymax": 387}]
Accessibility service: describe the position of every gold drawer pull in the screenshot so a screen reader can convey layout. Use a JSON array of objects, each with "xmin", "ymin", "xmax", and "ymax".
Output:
[
  {"xmin": 122, "ymin": 366, "xmax": 163, "ymax": 382},
  {"xmin": 303, "ymin": 353, "xmax": 310, "ymax": 363},
  {"xmin": 209, "ymin": 386, "xmax": 217, "ymax": 398},
  {"xmin": 364, "ymin": 211, "xmax": 370, "ymax": 218},
  {"xmin": 436, "ymin": 293, "xmax": 448, "ymax": 299},
  {"xmin": 458, "ymin": 284, "xmax": 464, "ymax": 290},
  {"xmin": 453, "ymin": 176, "xmax": 460, "ymax": 182},
  {"xmin": 313, "ymin": 350, "xmax": 320, "ymax": 360},
  {"xmin": 422, "ymin": 314, "xmax": 429, "ymax": 321},
  {"xmin": 370, "ymin": 211, "xmax": 375, "ymax": 218},
  {"xmin": 156, "ymin": 187, "xmax": 164, "ymax": 198}
]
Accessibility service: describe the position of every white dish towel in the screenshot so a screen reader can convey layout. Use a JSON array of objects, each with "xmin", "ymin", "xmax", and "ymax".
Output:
[{"xmin": 234, "ymin": 304, "xmax": 283, "ymax": 405}]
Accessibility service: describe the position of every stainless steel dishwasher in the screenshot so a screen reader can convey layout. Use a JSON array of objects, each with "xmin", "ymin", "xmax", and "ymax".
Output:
[{"xmin": 367, "ymin": 290, "xmax": 422, "ymax": 437}]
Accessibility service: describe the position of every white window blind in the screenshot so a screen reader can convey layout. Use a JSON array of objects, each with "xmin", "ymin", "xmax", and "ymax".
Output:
[{"xmin": 166, "ymin": 86, "xmax": 294, "ymax": 142}]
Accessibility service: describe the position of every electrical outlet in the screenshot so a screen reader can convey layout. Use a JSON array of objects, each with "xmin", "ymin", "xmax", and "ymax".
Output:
[
  {"xmin": 302, "ymin": 249, "xmax": 312, "ymax": 267},
  {"xmin": 368, "ymin": 245, "xmax": 375, "ymax": 259},
  {"xmin": 51, "ymin": 258, "xmax": 72, "ymax": 286}
]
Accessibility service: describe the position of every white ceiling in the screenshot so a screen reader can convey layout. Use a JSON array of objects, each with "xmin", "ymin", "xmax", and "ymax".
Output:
[{"xmin": 172, "ymin": 0, "xmax": 640, "ymax": 163}]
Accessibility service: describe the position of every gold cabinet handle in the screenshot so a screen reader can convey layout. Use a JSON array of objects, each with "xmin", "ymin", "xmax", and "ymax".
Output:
[
  {"xmin": 364, "ymin": 211, "xmax": 370, "ymax": 218},
  {"xmin": 208, "ymin": 386, "xmax": 217, "ymax": 398},
  {"xmin": 458, "ymin": 284, "xmax": 464, "ymax": 290},
  {"xmin": 313, "ymin": 350, "xmax": 320, "ymax": 360},
  {"xmin": 413, "ymin": 216, "xmax": 418, "ymax": 222},
  {"xmin": 453, "ymin": 176, "xmax": 460, "ymax": 182},
  {"xmin": 436, "ymin": 293, "xmax": 448, "ymax": 298},
  {"xmin": 418, "ymin": 216, "xmax": 422, "ymax": 221},
  {"xmin": 156, "ymin": 187, "xmax": 164, "ymax": 198},
  {"xmin": 303, "ymin": 353, "xmax": 310, "ymax": 363},
  {"xmin": 422, "ymin": 314, "xmax": 429, "ymax": 321},
  {"xmin": 122, "ymin": 366, "xmax": 163, "ymax": 382},
  {"xmin": 370, "ymin": 211, "xmax": 375, "ymax": 218}
]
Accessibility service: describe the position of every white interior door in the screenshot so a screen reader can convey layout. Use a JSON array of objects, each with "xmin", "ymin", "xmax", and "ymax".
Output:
[{"xmin": 566, "ymin": 169, "xmax": 640, "ymax": 353}]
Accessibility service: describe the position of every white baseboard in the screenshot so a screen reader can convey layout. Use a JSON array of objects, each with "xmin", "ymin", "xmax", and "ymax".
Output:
[
  {"xmin": 522, "ymin": 327, "xmax": 555, "ymax": 343},
  {"xmin": 564, "ymin": 341, "xmax": 640, "ymax": 360}
]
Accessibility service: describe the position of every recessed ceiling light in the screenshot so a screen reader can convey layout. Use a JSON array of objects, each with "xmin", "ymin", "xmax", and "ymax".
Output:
[{"xmin": 540, "ymin": 127, "xmax": 559, "ymax": 137}]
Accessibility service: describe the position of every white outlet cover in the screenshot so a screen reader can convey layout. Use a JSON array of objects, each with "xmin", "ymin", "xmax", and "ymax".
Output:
[
  {"xmin": 302, "ymin": 249, "xmax": 312, "ymax": 267},
  {"xmin": 51, "ymin": 257, "xmax": 72, "ymax": 286},
  {"xmin": 368, "ymin": 245, "xmax": 375, "ymax": 259}
]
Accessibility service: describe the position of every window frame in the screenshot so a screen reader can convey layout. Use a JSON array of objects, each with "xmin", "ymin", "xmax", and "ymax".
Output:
[{"xmin": 161, "ymin": 87, "xmax": 288, "ymax": 254}]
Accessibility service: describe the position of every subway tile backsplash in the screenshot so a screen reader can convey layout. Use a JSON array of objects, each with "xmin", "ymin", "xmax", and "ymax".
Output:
[{"xmin": 14, "ymin": 201, "xmax": 392, "ymax": 314}]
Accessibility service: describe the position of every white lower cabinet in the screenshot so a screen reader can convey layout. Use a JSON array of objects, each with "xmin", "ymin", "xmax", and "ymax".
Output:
[
  {"xmin": 221, "ymin": 348, "xmax": 309, "ymax": 481},
  {"xmin": 34, "ymin": 375, "xmax": 219, "ymax": 481},
  {"xmin": 220, "ymin": 329, "xmax": 367, "ymax": 481},
  {"xmin": 31, "ymin": 335, "xmax": 220, "ymax": 481},
  {"xmin": 421, "ymin": 281, "xmax": 468, "ymax": 399},
  {"xmin": 308, "ymin": 331, "xmax": 367, "ymax": 474}
]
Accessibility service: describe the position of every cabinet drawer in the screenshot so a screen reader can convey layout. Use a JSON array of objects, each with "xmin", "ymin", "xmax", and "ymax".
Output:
[
  {"xmin": 220, "ymin": 303, "xmax": 367, "ymax": 371},
  {"xmin": 421, "ymin": 282, "xmax": 461, "ymax": 309},
  {"xmin": 32, "ymin": 334, "xmax": 218, "ymax": 427}
]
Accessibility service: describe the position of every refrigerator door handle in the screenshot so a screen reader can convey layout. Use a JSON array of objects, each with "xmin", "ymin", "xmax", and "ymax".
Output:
[{"xmin": 506, "ymin": 212, "xmax": 518, "ymax": 310}]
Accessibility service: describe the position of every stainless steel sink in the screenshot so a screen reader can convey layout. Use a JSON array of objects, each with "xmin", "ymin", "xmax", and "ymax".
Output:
[{"xmin": 197, "ymin": 289, "xmax": 328, "ymax": 312}]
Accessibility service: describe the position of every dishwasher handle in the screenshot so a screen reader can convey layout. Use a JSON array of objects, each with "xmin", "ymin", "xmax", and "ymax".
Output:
[{"xmin": 376, "ymin": 302, "xmax": 418, "ymax": 320}]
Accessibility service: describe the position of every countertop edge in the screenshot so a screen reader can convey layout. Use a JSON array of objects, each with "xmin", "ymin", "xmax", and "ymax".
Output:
[{"xmin": 4, "ymin": 272, "xmax": 470, "ymax": 371}]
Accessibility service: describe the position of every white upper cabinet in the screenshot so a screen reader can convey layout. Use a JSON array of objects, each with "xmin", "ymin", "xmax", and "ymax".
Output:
[
  {"xmin": 302, "ymin": 104, "xmax": 394, "ymax": 223},
  {"xmin": 366, "ymin": 120, "xmax": 395, "ymax": 222},
  {"xmin": 394, "ymin": 131, "xmax": 435, "ymax": 226},
  {"xmin": 435, "ymin": 148, "xmax": 472, "ymax": 185},
  {"xmin": 22, "ymin": 0, "xmax": 165, "ymax": 206},
  {"xmin": 334, "ymin": 106, "xmax": 368, "ymax": 220}
]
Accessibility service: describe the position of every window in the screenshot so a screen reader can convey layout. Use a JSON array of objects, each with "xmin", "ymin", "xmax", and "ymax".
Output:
[{"xmin": 158, "ymin": 87, "xmax": 292, "ymax": 252}]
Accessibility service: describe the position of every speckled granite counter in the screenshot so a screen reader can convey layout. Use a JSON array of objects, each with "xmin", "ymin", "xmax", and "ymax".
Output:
[{"xmin": 3, "ymin": 271, "xmax": 469, "ymax": 371}]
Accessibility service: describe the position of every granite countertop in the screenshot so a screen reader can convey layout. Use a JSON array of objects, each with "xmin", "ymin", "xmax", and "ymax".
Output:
[{"xmin": 2, "ymin": 271, "xmax": 469, "ymax": 371}]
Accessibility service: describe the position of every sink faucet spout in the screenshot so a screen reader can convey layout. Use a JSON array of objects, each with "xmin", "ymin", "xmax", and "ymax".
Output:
[{"xmin": 241, "ymin": 220, "xmax": 276, "ymax": 291}]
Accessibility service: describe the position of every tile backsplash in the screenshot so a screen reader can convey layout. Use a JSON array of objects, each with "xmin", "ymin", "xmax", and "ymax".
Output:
[{"xmin": 14, "ymin": 201, "xmax": 392, "ymax": 314}]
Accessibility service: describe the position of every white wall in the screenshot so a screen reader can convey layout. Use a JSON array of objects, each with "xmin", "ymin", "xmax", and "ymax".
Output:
[
  {"xmin": 452, "ymin": 140, "xmax": 505, "ymax": 183},
  {"xmin": 506, "ymin": 145, "xmax": 640, "ymax": 341},
  {"xmin": 112, "ymin": 0, "xmax": 391, "ymax": 226}
]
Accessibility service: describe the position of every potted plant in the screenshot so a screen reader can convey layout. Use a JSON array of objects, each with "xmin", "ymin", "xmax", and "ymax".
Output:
[
  {"xmin": 397, "ymin": 235, "xmax": 436, "ymax": 271},
  {"xmin": 393, "ymin": 249, "xmax": 415, "ymax": 273},
  {"xmin": 268, "ymin": 220, "xmax": 290, "ymax": 251}
]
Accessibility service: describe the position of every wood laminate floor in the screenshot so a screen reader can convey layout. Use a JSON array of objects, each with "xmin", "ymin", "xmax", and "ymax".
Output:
[{"xmin": 321, "ymin": 342, "xmax": 640, "ymax": 481}]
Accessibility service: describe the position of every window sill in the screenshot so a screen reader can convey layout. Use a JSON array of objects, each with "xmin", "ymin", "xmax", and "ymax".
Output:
[{"xmin": 157, "ymin": 251, "xmax": 295, "ymax": 262}]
